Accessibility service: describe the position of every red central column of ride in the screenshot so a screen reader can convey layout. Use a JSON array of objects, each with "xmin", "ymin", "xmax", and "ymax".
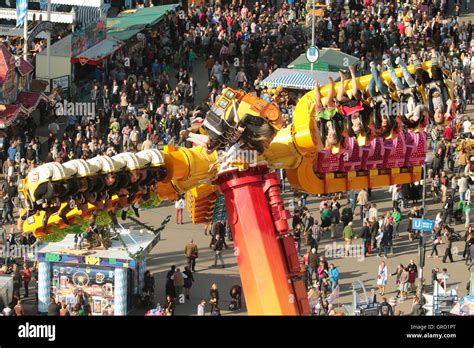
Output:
[{"xmin": 216, "ymin": 166, "xmax": 305, "ymax": 315}]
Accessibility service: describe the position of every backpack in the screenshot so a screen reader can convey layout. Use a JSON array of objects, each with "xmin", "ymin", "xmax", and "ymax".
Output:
[{"xmin": 311, "ymin": 224, "xmax": 321, "ymax": 242}]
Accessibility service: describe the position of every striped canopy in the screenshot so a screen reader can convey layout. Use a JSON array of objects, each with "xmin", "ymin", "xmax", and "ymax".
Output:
[
  {"xmin": 260, "ymin": 68, "xmax": 339, "ymax": 90},
  {"xmin": 50, "ymin": 3, "xmax": 110, "ymax": 24}
]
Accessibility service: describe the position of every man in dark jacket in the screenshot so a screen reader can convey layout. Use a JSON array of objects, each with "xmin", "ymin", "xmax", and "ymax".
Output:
[
  {"xmin": 213, "ymin": 235, "xmax": 225, "ymax": 268},
  {"xmin": 359, "ymin": 221, "xmax": 371, "ymax": 257},
  {"xmin": 229, "ymin": 285, "xmax": 242, "ymax": 310},
  {"xmin": 212, "ymin": 220, "xmax": 227, "ymax": 248},
  {"xmin": 379, "ymin": 297, "xmax": 394, "ymax": 316},
  {"xmin": 47, "ymin": 298, "xmax": 61, "ymax": 316},
  {"xmin": 370, "ymin": 217, "xmax": 379, "ymax": 253},
  {"xmin": 431, "ymin": 153, "xmax": 441, "ymax": 178},
  {"xmin": 386, "ymin": 218, "xmax": 394, "ymax": 254},
  {"xmin": 442, "ymin": 227, "xmax": 454, "ymax": 263},
  {"xmin": 341, "ymin": 202, "xmax": 353, "ymax": 227},
  {"xmin": 303, "ymin": 210, "xmax": 315, "ymax": 247}
]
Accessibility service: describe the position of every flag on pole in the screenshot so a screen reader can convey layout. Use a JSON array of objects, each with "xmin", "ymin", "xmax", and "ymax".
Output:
[
  {"xmin": 16, "ymin": 0, "xmax": 28, "ymax": 27},
  {"xmin": 40, "ymin": 0, "xmax": 48, "ymax": 10}
]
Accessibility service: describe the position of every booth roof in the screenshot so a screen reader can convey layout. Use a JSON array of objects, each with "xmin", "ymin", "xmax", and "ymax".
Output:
[
  {"xmin": 71, "ymin": 37, "xmax": 124, "ymax": 62},
  {"xmin": 108, "ymin": 28, "xmax": 143, "ymax": 42},
  {"xmin": 288, "ymin": 48, "xmax": 360, "ymax": 71},
  {"xmin": 260, "ymin": 68, "xmax": 340, "ymax": 90},
  {"xmin": 107, "ymin": 3, "xmax": 180, "ymax": 33},
  {"xmin": 36, "ymin": 228, "xmax": 160, "ymax": 262},
  {"xmin": 16, "ymin": 92, "xmax": 49, "ymax": 110},
  {"xmin": 0, "ymin": 104, "xmax": 29, "ymax": 128}
]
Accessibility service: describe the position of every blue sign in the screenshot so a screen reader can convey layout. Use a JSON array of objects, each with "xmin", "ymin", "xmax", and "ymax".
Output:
[
  {"xmin": 412, "ymin": 218, "xmax": 434, "ymax": 231},
  {"xmin": 306, "ymin": 46, "xmax": 320, "ymax": 63}
]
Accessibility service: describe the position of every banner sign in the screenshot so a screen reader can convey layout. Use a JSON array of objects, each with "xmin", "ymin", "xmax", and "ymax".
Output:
[
  {"xmin": 71, "ymin": 16, "xmax": 107, "ymax": 57},
  {"xmin": 412, "ymin": 218, "xmax": 435, "ymax": 231}
]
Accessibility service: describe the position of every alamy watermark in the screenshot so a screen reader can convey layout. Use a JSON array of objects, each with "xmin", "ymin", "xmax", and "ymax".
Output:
[
  {"xmin": 324, "ymin": 242, "xmax": 366, "ymax": 262},
  {"xmin": 216, "ymin": 149, "xmax": 258, "ymax": 166},
  {"xmin": 54, "ymin": 100, "xmax": 96, "ymax": 118},
  {"xmin": 378, "ymin": 100, "xmax": 413, "ymax": 117},
  {"xmin": 0, "ymin": 242, "xmax": 38, "ymax": 260}
]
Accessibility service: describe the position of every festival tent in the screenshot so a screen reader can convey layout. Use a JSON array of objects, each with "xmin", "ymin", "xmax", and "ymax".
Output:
[
  {"xmin": 36, "ymin": 34, "xmax": 72, "ymax": 80},
  {"xmin": 288, "ymin": 48, "xmax": 359, "ymax": 72},
  {"xmin": 107, "ymin": 4, "xmax": 180, "ymax": 41},
  {"xmin": 260, "ymin": 68, "xmax": 339, "ymax": 90},
  {"xmin": 70, "ymin": 37, "xmax": 124, "ymax": 66}
]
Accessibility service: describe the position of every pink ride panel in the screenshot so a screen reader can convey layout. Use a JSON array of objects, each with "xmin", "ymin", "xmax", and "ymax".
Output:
[
  {"xmin": 342, "ymin": 137, "xmax": 363, "ymax": 171},
  {"xmin": 316, "ymin": 149, "xmax": 344, "ymax": 173},
  {"xmin": 366, "ymin": 138, "xmax": 384, "ymax": 169},
  {"xmin": 405, "ymin": 132, "xmax": 426, "ymax": 166},
  {"xmin": 383, "ymin": 133, "xmax": 406, "ymax": 168}
]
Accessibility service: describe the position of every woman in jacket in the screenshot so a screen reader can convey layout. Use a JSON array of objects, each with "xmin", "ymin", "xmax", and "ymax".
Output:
[
  {"xmin": 317, "ymin": 261, "xmax": 329, "ymax": 284},
  {"xmin": 398, "ymin": 267, "xmax": 410, "ymax": 301},
  {"xmin": 428, "ymin": 223, "xmax": 443, "ymax": 258},
  {"xmin": 391, "ymin": 264, "xmax": 404, "ymax": 296},
  {"xmin": 328, "ymin": 264, "xmax": 339, "ymax": 292},
  {"xmin": 463, "ymin": 228, "xmax": 474, "ymax": 265},
  {"xmin": 209, "ymin": 283, "xmax": 219, "ymax": 313},
  {"xmin": 407, "ymin": 260, "xmax": 418, "ymax": 293}
]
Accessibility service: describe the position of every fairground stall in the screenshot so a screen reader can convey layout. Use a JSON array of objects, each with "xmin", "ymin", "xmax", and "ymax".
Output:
[{"xmin": 35, "ymin": 225, "xmax": 163, "ymax": 316}]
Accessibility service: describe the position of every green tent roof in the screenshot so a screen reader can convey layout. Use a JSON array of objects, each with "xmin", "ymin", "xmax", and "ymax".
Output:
[
  {"xmin": 108, "ymin": 28, "xmax": 143, "ymax": 41},
  {"xmin": 107, "ymin": 4, "xmax": 179, "ymax": 38},
  {"xmin": 288, "ymin": 48, "xmax": 359, "ymax": 72}
]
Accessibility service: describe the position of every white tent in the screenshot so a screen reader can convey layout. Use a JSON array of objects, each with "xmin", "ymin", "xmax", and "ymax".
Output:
[{"xmin": 35, "ymin": 34, "xmax": 72, "ymax": 80}]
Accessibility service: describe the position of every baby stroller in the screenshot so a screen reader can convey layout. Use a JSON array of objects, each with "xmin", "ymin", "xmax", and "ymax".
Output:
[{"xmin": 453, "ymin": 204, "xmax": 463, "ymax": 225}]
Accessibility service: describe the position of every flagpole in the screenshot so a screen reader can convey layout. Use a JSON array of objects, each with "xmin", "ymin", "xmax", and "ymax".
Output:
[
  {"xmin": 23, "ymin": 4, "xmax": 28, "ymax": 61},
  {"xmin": 47, "ymin": 0, "xmax": 51, "ymax": 79}
]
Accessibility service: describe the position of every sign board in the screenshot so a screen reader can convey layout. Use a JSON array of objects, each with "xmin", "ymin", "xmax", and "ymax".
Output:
[
  {"xmin": 71, "ymin": 16, "xmax": 107, "ymax": 57},
  {"xmin": 306, "ymin": 46, "xmax": 320, "ymax": 63},
  {"xmin": 51, "ymin": 75, "xmax": 70, "ymax": 99},
  {"xmin": 27, "ymin": 21, "xmax": 54, "ymax": 47},
  {"xmin": 412, "ymin": 218, "xmax": 434, "ymax": 231}
]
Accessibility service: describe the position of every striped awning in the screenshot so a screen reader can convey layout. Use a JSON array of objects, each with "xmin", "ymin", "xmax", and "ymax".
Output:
[
  {"xmin": 51, "ymin": 3, "xmax": 110, "ymax": 24},
  {"xmin": 260, "ymin": 68, "xmax": 340, "ymax": 90}
]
